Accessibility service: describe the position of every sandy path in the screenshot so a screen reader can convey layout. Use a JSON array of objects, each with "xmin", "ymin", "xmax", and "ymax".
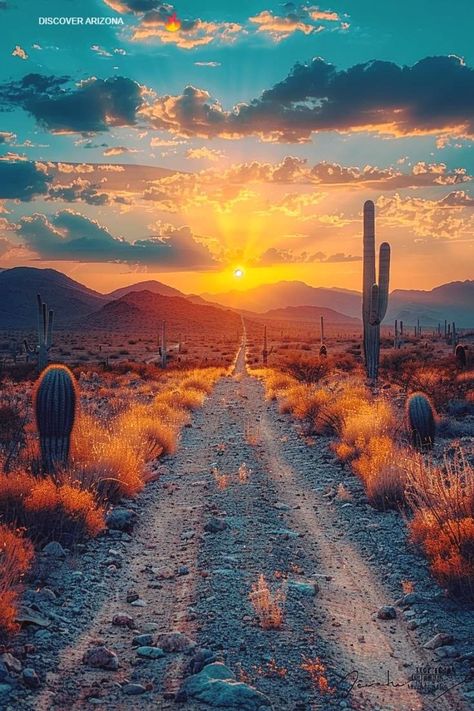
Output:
[{"xmin": 18, "ymin": 336, "xmax": 471, "ymax": 711}]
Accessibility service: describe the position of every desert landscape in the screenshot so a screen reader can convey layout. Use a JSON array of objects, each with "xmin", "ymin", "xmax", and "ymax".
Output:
[{"xmin": 1, "ymin": 1, "xmax": 474, "ymax": 709}]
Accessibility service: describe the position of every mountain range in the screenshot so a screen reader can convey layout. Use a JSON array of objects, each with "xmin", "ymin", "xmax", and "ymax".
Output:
[{"xmin": 0, "ymin": 267, "xmax": 472, "ymax": 330}]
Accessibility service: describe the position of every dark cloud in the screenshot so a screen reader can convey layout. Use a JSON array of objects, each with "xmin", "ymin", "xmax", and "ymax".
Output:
[
  {"xmin": 144, "ymin": 56, "xmax": 474, "ymax": 141},
  {"xmin": 47, "ymin": 179, "xmax": 109, "ymax": 206},
  {"xmin": 0, "ymin": 161, "xmax": 51, "ymax": 200},
  {"xmin": 16, "ymin": 210, "xmax": 218, "ymax": 269},
  {"xmin": 0, "ymin": 74, "xmax": 142, "ymax": 133},
  {"xmin": 438, "ymin": 190, "xmax": 474, "ymax": 206}
]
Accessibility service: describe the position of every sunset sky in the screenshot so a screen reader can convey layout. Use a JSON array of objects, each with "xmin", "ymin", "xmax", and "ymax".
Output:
[{"xmin": 1, "ymin": 0, "xmax": 473, "ymax": 294}]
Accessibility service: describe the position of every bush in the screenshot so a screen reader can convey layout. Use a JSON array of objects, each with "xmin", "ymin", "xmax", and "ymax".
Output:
[
  {"xmin": 0, "ymin": 525, "xmax": 34, "ymax": 636},
  {"xmin": 0, "ymin": 471, "xmax": 105, "ymax": 545},
  {"xmin": 406, "ymin": 451, "xmax": 474, "ymax": 598}
]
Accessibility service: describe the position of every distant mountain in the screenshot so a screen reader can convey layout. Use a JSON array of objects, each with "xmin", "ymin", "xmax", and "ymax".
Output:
[
  {"xmin": 261, "ymin": 305, "xmax": 360, "ymax": 325},
  {"xmin": 201, "ymin": 281, "xmax": 361, "ymax": 317},
  {"xmin": 108, "ymin": 280, "xmax": 184, "ymax": 300},
  {"xmin": 387, "ymin": 280, "xmax": 474, "ymax": 327},
  {"xmin": 203, "ymin": 279, "xmax": 474, "ymax": 327},
  {"xmin": 80, "ymin": 290, "xmax": 242, "ymax": 334},
  {"xmin": 0, "ymin": 267, "xmax": 107, "ymax": 328}
]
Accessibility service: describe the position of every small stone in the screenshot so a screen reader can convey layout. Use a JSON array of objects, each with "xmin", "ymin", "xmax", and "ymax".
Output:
[
  {"xmin": 131, "ymin": 599, "xmax": 147, "ymax": 607},
  {"xmin": 122, "ymin": 683, "xmax": 147, "ymax": 695},
  {"xmin": 0, "ymin": 684, "xmax": 12, "ymax": 698},
  {"xmin": 288, "ymin": 580, "xmax": 319, "ymax": 597},
  {"xmin": 42, "ymin": 541, "xmax": 66, "ymax": 558},
  {"xmin": 158, "ymin": 632, "xmax": 196, "ymax": 653},
  {"xmin": 178, "ymin": 662, "xmax": 271, "ymax": 708},
  {"xmin": 83, "ymin": 645, "xmax": 119, "ymax": 671},
  {"xmin": 126, "ymin": 590, "xmax": 139, "ymax": 603},
  {"xmin": 204, "ymin": 517, "xmax": 229, "ymax": 533},
  {"xmin": 377, "ymin": 605, "xmax": 397, "ymax": 620},
  {"xmin": 106, "ymin": 508, "xmax": 138, "ymax": 532},
  {"xmin": 189, "ymin": 649, "xmax": 219, "ymax": 674},
  {"xmin": 22, "ymin": 668, "xmax": 40, "ymax": 689},
  {"xmin": 37, "ymin": 587, "xmax": 57, "ymax": 602},
  {"xmin": 112, "ymin": 613, "xmax": 135, "ymax": 629},
  {"xmin": 423, "ymin": 633, "xmax": 454, "ymax": 650},
  {"xmin": 132, "ymin": 634, "xmax": 153, "ymax": 647},
  {"xmin": 136, "ymin": 646, "xmax": 165, "ymax": 659},
  {"xmin": 178, "ymin": 566, "xmax": 189, "ymax": 576},
  {"xmin": 274, "ymin": 502, "xmax": 290, "ymax": 511},
  {"xmin": 1, "ymin": 654, "xmax": 22, "ymax": 674},
  {"xmin": 141, "ymin": 622, "xmax": 160, "ymax": 633}
]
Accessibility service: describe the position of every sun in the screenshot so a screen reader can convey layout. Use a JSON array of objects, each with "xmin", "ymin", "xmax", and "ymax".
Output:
[{"xmin": 233, "ymin": 267, "xmax": 245, "ymax": 279}]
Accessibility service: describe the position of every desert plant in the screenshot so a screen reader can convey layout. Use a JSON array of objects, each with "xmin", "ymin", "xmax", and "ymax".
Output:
[
  {"xmin": 362, "ymin": 200, "xmax": 391, "ymax": 381},
  {"xmin": 249, "ymin": 574, "xmax": 285, "ymax": 629},
  {"xmin": 24, "ymin": 294, "xmax": 54, "ymax": 372},
  {"xmin": 455, "ymin": 344, "xmax": 467, "ymax": 369},
  {"xmin": 34, "ymin": 364, "xmax": 78, "ymax": 473},
  {"xmin": 407, "ymin": 392, "xmax": 436, "ymax": 450},
  {"xmin": 0, "ymin": 525, "xmax": 34, "ymax": 636}
]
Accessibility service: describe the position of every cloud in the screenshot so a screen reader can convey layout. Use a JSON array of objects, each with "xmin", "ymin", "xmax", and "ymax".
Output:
[
  {"xmin": 0, "ymin": 131, "xmax": 16, "ymax": 144},
  {"xmin": 376, "ymin": 193, "xmax": 474, "ymax": 239},
  {"xmin": 12, "ymin": 45, "xmax": 28, "ymax": 60},
  {"xmin": 194, "ymin": 61, "xmax": 221, "ymax": 68},
  {"xmin": 142, "ymin": 56, "xmax": 474, "ymax": 142},
  {"xmin": 438, "ymin": 190, "xmax": 474, "ymax": 207},
  {"xmin": 249, "ymin": 4, "xmax": 344, "ymax": 41},
  {"xmin": 102, "ymin": 0, "xmax": 162, "ymax": 11},
  {"xmin": 253, "ymin": 247, "xmax": 360, "ymax": 266},
  {"xmin": 0, "ymin": 74, "xmax": 142, "ymax": 134},
  {"xmin": 0, "ymin": 161, "xmax": 51, "ymax": 200},
  {"xmin": 131, "ymin": 14, "xmax": 242, "ymax": 49},
  {"xmin": 186, "ymin": 147, "xmax": 223, "ymax": 162},
  {"xmin": 47, "ymin": 178, "xmax": 109, "ymax": 206},
  {"xmin": 103, "ymin": 146, "xmax": 139, "ymax": 155},
  {"xmin": 16, "ymin": 210, "xmax": 219, "ymax": 268}
]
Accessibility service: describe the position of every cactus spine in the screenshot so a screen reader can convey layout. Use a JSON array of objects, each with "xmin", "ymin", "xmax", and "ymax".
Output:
[
  {"xmin": 24, "ymin": 294, "xmax": 54, "ymax": 372},
  {"xmin": 362, "ymin": 200, "xmax": 390, "ymax": 381},
  {"xmin": 34, "ymin": 364, "xmax": 77, "ymax": 472},
  {"xmin": 407, "ymin": 392, "xmax": 436, "ymax": 450}
]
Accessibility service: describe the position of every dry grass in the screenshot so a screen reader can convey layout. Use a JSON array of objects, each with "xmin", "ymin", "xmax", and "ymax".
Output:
[
  {"xmin": 406, "ymin": 449, "xmax": 474, "ymax": 598},
  {"xmin": 301, "ymin": 656, "xmax": 333, "ymax": 694},
  {"xmin": 249, "ymin": 574, "xmax": 286, "ymax": 629},
  {"xmin": 238, "ymin": 462, "xmax": 251, "ymax": 483},
  {"xmin": 212, "ymin": 466, "xmax": 230, "ymax": 490},
  {"xmin": 0, "ymin": 525, "xmax": 34, "ymax": 636}
]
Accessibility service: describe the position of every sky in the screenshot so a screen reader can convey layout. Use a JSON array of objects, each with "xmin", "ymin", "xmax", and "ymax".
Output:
[{"xmin": 0, "ymin": 0, "xmax": 473, "ymax": 294}]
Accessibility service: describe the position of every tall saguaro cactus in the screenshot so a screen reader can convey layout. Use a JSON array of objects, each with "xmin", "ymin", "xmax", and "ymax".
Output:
[
  {"xmin": 24, "ymin": 294, "xmax": 54, "ymax": 372},
  {"xmin": 34, "ymin": 364, "xmax": 77, "ymax": 472},
  {"xmin": 362, "ymin": 201, "xmax": 391, "ymax": 381}
]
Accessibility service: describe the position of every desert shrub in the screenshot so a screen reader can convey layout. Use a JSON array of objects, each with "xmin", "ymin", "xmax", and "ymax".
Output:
[
  {"xmin": 71, "ymin": 414, "xmax": 144, "ymax": 502},
  {"xmin": 352, "ymin": 435, "xmax": 406, "ymax": 509},
  {"xmin": 0, "ymin": 525, "xmax": 34, "ymax": 636},
  {"xmin": 406, "ymin": 450, "xmax": 474, "ymax": 598},
  {"xmin": 283, "ymin": 357, "xmax": 330, "ymax": 384},
  {"xmin": 0, "ymin": 472, "xmax": 104, "ymax": 544}
]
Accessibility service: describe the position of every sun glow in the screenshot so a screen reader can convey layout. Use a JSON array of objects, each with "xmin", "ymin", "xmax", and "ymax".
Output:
[{"xmin": 233, "ymin": 267, "xmax": 245, "ymax": 279}]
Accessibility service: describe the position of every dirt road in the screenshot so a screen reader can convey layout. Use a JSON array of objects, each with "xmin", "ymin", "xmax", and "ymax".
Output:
[{"xmin": 12, "ymin": 338, "xmax": 472, "ymax": 711}]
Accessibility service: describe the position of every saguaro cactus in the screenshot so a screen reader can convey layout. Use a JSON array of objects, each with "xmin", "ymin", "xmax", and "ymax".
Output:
[
  {"xmin": 34, "ymin": 364, "xmax": 77, "ymax": 472},
  {"xmin": 407, "ymin": 392, "xmax": 436, "ymax": 450},
  {"xmin": 362, "ymin": 201, "xmax": 391, "ymax": 381},
  {"xmin": 24, "ymin": 294, "xmax": 54, "ymax": 371},
  {"xmin": 159, "ymin": 320, "xmax": 167, "ymax": 369}
]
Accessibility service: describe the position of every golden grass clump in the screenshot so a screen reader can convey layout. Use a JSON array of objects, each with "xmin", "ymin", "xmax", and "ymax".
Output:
[
  {"xmin": 0, "ymin": 525, "xmax": 34, "ymax": 636},
  {"xmin": 71, "ymin": 414, "xmax": 145, "ymax": 502},
  {"xmin": 406, "ymin": 450, "xmax": 474, "ymax": 598},
  {"xmin": 249, "ymin": 574, "xmax": 286, "ymax": 629},
  {"xmin": 352, "ymin": 435, "xmax": 406, "ymax": 509}
]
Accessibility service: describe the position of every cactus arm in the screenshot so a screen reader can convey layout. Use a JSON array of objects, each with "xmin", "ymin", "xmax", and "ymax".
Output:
[
  {"xmin": 378, "ymin": 242, "xmax": 390, "ymax": 320},
  {"xmin": 47, "ymin": 309, "xmax": 54, "ymax": 348}
]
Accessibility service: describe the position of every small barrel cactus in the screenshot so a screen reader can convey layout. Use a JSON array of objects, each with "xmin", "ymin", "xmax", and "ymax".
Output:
[
  {"xmin": 319, "ymin": 344, "xmax": 327, "ymax": 357},
  {"xmin": 455, "ymin": 344, "xmax": 467, "ymax": 368},
  {"xmin": 34, "ymin": 364, "xmax": 77, "ymax": 472},
  {"xmin": 407, "ymin": 392, "xmax": 436, "ymax": 450}
]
